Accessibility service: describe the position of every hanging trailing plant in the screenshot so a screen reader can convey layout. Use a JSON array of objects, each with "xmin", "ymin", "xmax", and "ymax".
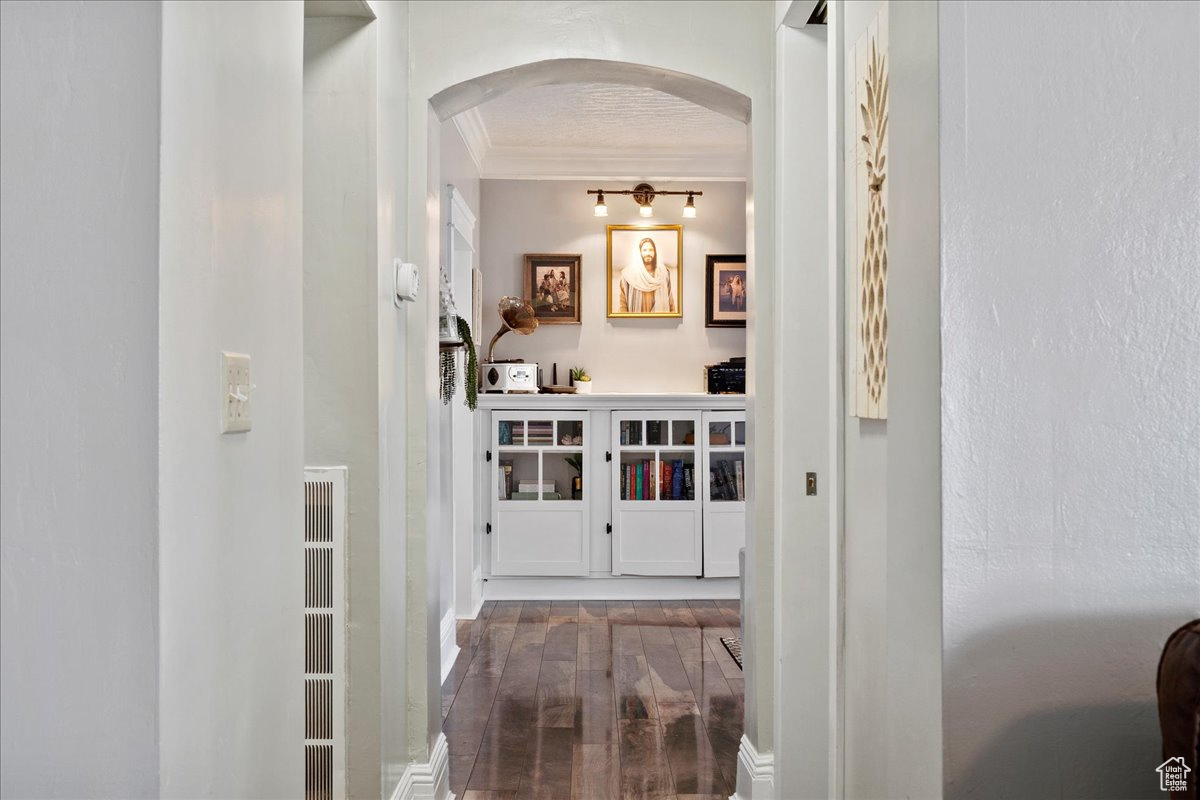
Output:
[
  {"xmin": 456, "ymin": 314, "xmax": 478, "ymax": 412},
  {"xmin": 440, "ymin": 348, "xmax": 457, "ymax": 405},
  {"xmin": 439, "ymin": 316, "xmax": 478, "ymax": 411}
]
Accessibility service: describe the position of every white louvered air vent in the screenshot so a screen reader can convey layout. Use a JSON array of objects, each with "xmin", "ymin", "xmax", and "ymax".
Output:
[{"xmin": 304, "ymin": 468, "xmax": 347, "ymax": 800}]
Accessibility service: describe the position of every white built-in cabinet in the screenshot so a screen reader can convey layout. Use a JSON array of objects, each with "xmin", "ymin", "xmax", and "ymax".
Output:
[
  {"xmin": 482, "ymin": 396, "xmax": 745, "ymax": 581},
  {"xmin": 610, "ymin": 411, "xmax": 703, "ymax": 575},
  {"xmin": 489, "ymin": 411, "xmax": 589, "ymax": 576}
]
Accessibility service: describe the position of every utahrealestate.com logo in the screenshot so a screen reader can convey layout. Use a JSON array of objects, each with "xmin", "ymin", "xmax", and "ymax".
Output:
[{"xmin": 1158, "ymin": 757, "xmax": 1191, "ymax": 792}]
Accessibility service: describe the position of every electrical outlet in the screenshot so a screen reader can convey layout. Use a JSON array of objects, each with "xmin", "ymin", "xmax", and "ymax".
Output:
[{"xmin": 221, "ymin": 352, "xmax": 251, "ymax": 434}]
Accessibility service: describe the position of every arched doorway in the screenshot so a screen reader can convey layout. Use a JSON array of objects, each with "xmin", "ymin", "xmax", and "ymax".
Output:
[{"xmin": 398, "ymin": 51, "xmax": 777, "ymax": 798}]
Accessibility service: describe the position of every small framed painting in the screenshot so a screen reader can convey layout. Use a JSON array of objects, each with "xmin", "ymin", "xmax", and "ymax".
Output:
[
  {"xmin": 607, "ymin": 225, "xmax": 683, "ymax": 318},
  {"xmin": 525, "ymin": 254, "xmax": 582, "ymax": 324},
  {"xmin": 705, "ymin": 254, "xmax": 747, "ymax": 328}
]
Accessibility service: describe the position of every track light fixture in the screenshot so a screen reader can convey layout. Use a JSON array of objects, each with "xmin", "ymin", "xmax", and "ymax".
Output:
[{"xmin": 585, "ymin": 183, "xmax": 702, "ymax": 220}]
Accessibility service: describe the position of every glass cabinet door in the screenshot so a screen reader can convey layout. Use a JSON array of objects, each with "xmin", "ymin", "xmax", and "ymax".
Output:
[
  {"xmin": 494, "ymin": 413, "xmax": 586, "ymax": 502},
  {"xmin": 612, "ymin": 415, "xmax": 701, "ymax": 503},
  {"xmin": 489, "ymin": 410, "xmax": 591, "ymax": 578},
  {"xmin": 705, "ymin": 416, "xmax": 746, "ymax": 503}
]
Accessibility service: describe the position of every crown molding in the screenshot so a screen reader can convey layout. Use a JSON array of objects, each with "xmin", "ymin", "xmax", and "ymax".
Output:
[
  {"xmin": 451, "ymin": 108, "xmax": 490, "ymax": 176},
  {"xmin": 450, "ymin": 108, "xmax": 747, "ymax": 180},
  {"xmin": 480, "ymin": 145, "xmax": 747, "ymax": 181}
]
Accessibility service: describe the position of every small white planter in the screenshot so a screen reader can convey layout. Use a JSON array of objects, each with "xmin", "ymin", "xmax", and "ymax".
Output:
[{"xmin": 574, "ymin": 380, "xmax": 593, "ymax": 394}]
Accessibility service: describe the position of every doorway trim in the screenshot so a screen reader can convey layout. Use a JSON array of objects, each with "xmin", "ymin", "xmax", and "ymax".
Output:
[{"xmin": 394, "ymin": 15, "xmax": 836, "ymax": 795}]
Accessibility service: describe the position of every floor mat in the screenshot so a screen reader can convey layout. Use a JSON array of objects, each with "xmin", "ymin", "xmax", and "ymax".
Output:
[{"xmin": 720, "ymin": 636, "xmax": 743, "ymax": 669}]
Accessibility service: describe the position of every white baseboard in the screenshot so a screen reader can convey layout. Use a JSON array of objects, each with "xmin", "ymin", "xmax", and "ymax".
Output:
[
  {"xmin": 733, "ymin": 735, "xmax": 774, "ymax": 800},
  {"xmin": 483, "ymin": 576, "xmax": 739, "ymax": 601},
  {"xmin": 457, "ymin": 590, "xmax": 484, "ymax": 621},
  {"xmin": 389, "ymin": 732, "xmax": 453, "ymax": 800},
  {"xmin": 439, "ymin": 610, "xmax": 460, "ymax": 685}
]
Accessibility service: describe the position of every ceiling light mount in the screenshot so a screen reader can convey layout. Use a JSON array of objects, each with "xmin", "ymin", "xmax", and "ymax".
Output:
[{"xmin": 586, "ymin": 183, "xmax": 703, "ymax": 219}]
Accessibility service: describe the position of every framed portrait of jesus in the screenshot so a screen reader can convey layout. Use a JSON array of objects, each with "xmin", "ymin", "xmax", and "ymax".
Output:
[{"xmin": 606, "ymin": 225, "xmax": 683, "ymax": 318}]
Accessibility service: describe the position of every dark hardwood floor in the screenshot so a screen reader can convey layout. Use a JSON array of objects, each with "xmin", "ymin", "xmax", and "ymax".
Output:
[{"xmin": 441, "ymin": 599, "xmax": 744, "ymax": 800}]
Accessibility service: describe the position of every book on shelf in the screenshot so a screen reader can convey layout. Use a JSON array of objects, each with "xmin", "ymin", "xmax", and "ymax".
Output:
[
  {"xmin": 498, "ymin": 421, "xmax": 513, "ymax": 445},
  {"xmin": 646, "ymin": 420, "xmax": 661, "ymax": 445},
  {"xmin": 499, "ymin": 460, "xmax": 513, "ymax": 500},
  {"xmin": 635, "ymin": 462, "xmax": 643, "ymax": 500},
  {"xmin": 683, "ymin": 466, "xmax": 694, "ymax": 500},
  {"xmin": 517, "ymin": 480, "xmax": 555, "ymax": 494},
  {"xmin": 735, "ymin": 459, "xmax": 745, "ymax": 501},
  {"xmin": 672, "ymin": 459, "xmax": 684, "ymax": 500},
  {"xmin": 525, "ymin": 421, "xmax": 554, "ymax": 446},
  {"xmin": 663, "ymin": 461, "xmax": 673, "ymax": 499}
]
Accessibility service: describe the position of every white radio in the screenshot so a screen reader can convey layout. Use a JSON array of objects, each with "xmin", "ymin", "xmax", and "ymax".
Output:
[{"xmin": 481, "ymin": 362, "xmax": 539, "ymax": 393}]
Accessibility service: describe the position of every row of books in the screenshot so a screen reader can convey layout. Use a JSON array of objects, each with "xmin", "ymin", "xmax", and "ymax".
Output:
[
  {"xmin": 617, "ymin": 421, "xmax": 696, "ymax": 447},
  {"xmin": 498, "ymin": 461, "xmax": 513, "ymax": 499},
  {"xmin": 497, "ymin": 421, "xmax": 523, "ymax": 446},
  {"xmin": 525, "ymin": 421, "xmax": 554, "ymax": 446},
  {"xmin": 710, "ymin": 458, "xmax": 745, "ymax": 502},
  {"xmin": 620, "ymin": 459, "xmax": 695, "ymax": 501}
]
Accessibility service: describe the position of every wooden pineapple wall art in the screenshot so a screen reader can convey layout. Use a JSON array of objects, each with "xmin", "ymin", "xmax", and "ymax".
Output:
[{"xmin": 848, "ymin": 5, "xmax": 889, "ymax": 419}]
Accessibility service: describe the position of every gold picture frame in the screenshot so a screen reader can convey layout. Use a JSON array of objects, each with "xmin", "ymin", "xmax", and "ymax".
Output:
[{"xmin": 606, "ymin": 225, "xmax": 683, "ymax": 318}]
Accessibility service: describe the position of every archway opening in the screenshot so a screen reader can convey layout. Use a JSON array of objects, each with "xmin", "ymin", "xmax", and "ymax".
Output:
[{"xmin": 422, "ymin": 58, "xmax": 760, "ymax": 799}]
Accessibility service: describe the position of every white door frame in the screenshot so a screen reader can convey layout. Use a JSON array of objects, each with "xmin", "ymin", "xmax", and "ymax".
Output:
[{"xmin": 399, "ymin": 38, "xmax": 841, "ymax": 800}]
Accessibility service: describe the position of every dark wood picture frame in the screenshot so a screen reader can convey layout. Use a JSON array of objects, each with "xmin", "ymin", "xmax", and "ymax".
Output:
[
  {"xmin": 525, "ymin": 253, "xmax": 582, "ymax": 324},
  {"xmin": 705, "ymin": 254, "xmax": 747, "ymax": 328}
]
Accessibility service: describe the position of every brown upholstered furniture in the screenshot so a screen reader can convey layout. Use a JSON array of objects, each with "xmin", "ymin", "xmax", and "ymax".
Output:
[{"xmin": 1158, "ymin": 619, "xmax": 1200, "ymax": 799}]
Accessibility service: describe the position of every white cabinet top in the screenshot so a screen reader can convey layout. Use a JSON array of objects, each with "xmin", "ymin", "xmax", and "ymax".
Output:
[{"xmin": 478, "ymin": 392, "xmax": 746, "ymax": 411}]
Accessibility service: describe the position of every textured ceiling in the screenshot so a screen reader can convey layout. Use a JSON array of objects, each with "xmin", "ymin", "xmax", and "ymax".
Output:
[{"xmin": 474, "ymin": 83, "xmax": 747, "ymax": 153}]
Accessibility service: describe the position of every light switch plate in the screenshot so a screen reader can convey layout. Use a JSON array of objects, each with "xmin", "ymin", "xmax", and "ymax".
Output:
[{"xmin": 221, "ymin": 351, "xmax": 251, "ymax": 433}]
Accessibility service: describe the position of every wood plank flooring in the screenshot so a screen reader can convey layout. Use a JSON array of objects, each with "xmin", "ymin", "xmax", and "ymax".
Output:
[{"xmin": 442, "ymin": 599, "xmax": 744, "ymax": 800}]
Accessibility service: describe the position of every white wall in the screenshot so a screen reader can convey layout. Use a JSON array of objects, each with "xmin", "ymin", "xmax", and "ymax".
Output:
[
  {"xmin": 479, "ymin": 180, "xmax": 747, "ymax": 392},
  {"xmin": 373, "ymin": 0, "xmax": 413, "ymax": 789},
  {"xmin": 0, "ymin": 2, "xmax": 161, "ymax": 796},
  {"xmin": 158, "ymin": 2, "xmax": 304, "ymax": 796},
  {"xmin": 303, "ymin": 16, "xmax": 382, "ymax": 800},
  {"xmin": 772, "ymin": 14, "xmax": 836, "ymax": 800},
  {"xmin": 837, "ymin": 1, "xmax": 943, "ymax": 797},
  {"xmin": 837, "ymin": 3, "xmax": 889, "ymax": 795},
  {"xmin": 442, "ymin": 123, "xmax": 482, "ymax": 230},
  {"xmin": 940, "ymin": 2, "xmax": 1200, "ymax": 798}
]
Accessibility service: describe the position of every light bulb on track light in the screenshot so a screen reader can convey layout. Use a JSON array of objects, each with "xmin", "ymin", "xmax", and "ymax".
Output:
[{"xmin": 683, "ymin": 193, "xmax": 697, "ymax": 218}]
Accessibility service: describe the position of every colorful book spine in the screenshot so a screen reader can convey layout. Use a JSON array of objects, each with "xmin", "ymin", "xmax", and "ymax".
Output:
[
  {"xmin": 636, "ymin": 462, "xmax": 643, "ymax": 500},
  {"xmin": 735, "ymin": 459, "xmax": 745, "ymax": 501},
  {"xmin": 663, "ymin": 461, "xmax": 673, "ymax": 500},
  {"xmin": 672, "ymin": 460, "xmax": 684, "ymax": 499}
]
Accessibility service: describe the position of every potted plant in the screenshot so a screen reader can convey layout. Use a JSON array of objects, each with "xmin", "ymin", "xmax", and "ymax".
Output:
[{"xmin": 571, "ymin": 366, "xmax": 592, "ymax": 394}]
